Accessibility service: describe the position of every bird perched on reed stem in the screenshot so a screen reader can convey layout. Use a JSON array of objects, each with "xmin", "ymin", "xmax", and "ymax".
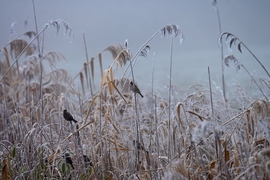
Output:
[
  {"xmin": 130, "ymin": 81, "xmax": 143, "ymax": 98},
  {"xmin": 83, "ymin": 155, "xmax": 93, "ymax": 167},
  {"xmin": 63, "ymin": 110, "xmax": 78, "ymax": 123},
  {"xmin": 64, "ymin": 152, "xmax": 75, "ymax": 169},
  {"xmin": 133, "ymin": 140, "xmax": 147, "ymax": 152}
]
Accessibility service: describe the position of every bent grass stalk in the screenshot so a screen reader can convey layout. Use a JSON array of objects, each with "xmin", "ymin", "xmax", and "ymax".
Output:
[{"xmin": 219, "ymin": 32, "xmax": 270, "ymax": 77}]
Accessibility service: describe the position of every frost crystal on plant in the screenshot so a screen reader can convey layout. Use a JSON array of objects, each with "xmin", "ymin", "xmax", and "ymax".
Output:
[{"xmin": 10, "ymin": 22, "xmax": 18, "ymax": 36}]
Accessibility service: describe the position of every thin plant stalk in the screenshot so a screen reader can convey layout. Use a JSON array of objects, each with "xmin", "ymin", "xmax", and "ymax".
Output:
[
  {"xmin": 208, "ymin": 66, "xmax": 214, "ymax": 120},
  {"xmin": 154, "ymin": 95, "xmax": 160, "ymax": 179},
  {"xmin": 240, "ymin": 64, "xmax": 268, "ymax": 101},
  {"xmin": 125, "ymin": 40, "xmax": 140, "ymax": 171},
  {"xmin": 212, "ymin": 1, "xmax": 227, "ymax": 102},
  {"xmin": 225, "ymin": 55, "xmax": 269, "ymax": 101},
  {"xmin": 151, "ymin": 52, "xmax": 155, "ymax": 103},
  {"xmin": 168, "ymin": 37, "xmax": 173, "ymax": 161},
  {"xmin": 99, "ymin": 93, "xmax": 104, "ymax": 179},
  {"xmin": 83, "ymin": 32, "xmax": 93, "ymax": 97}
]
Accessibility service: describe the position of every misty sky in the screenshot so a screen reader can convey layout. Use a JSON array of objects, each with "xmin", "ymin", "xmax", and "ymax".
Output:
[{"xmin": 1, "ymin": 0, "xmax": 270, "ymax": 93}]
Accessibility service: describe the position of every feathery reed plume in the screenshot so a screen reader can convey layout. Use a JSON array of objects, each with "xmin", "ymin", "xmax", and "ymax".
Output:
[
  {"xmin": 224, "ymin": 55, "xmax": 268, "ymax": 101},
  {"xmin": 23, "ymin": 31, "xmax": 37, "ymax": 39},
  {"xmin": 10, "ymin": 39, "xmax": 35, "ymax": 58},
  {"xmin": 114, "ymin": 49, "xmax": 129, "ymax": 68},
  {"xmin": 219, "ymin": 32, "xmax": 270, "ymax": 77},
  {"xmin": 103, "ymin": 44, "xmax": 126, "ymax": 60},
  {"xmin": 139, "ymin": 45, "xmax": 150, "ymax": 58},
  {"xmin": 0, "ymin": 19, "xmax": 73, "ymax": 83},
  {"xmin": 122, "ymin": 24, "xmax": 184, "ymax": 79}
]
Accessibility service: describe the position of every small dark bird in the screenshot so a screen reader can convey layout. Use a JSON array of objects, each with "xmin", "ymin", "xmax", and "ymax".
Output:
[
  {"xmin": 83, "ymin": 155, "xmax": 93, "ymax": 167},
  {"xmin": 64, "ymin": 153, "xmax": 75, "ymax": 169},
  {"xmin": 130, "ymin": 82, "xmax": 143, "ymax": 98},
  {"xmin": 133, "ymin": 140, "xmax": 146, "ymax": 152},
  {"xmin": 63, "ymin": 110, "xmax": 77, "ymax": 123}
]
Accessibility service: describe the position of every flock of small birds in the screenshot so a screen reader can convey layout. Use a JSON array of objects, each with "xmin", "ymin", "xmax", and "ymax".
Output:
[{"xmin": 62, "ymin": 81, "xmax": 144, "ymax": 169}]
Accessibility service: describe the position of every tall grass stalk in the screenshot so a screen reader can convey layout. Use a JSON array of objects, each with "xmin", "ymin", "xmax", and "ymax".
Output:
[
  {"xmin": 151, "ymin": 52, "xmax": 155, "ymax": 103},
  {"xmin": 212, "ymin": 0, "xmax": 227, "ymax": 103},
  {"xmin": 208, "ymin": 66, "xmax": 214, "ymax": 119},
  {"xmin": 31, "ymin": 2, "xmax": 45, "ymax": 168},
  {"xmin": 125, "ymin": 39, "xmax": 141, "ymax": 171},
  {"xmin": 168, "ymin": 37, "xmax": 173, "ymax": 161},
  {"xmin": 82, "ymin": 32, "xmax": 93, "ymax": 97}
]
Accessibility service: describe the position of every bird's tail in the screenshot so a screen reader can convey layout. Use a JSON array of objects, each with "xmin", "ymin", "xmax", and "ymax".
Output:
[
  {"xmin": 139, "ymin": 93, "xmax": 144, "ymax": 98},
  {"xmin": 73, "ymin": 119, "xmax": 78, "ymax": 123}
]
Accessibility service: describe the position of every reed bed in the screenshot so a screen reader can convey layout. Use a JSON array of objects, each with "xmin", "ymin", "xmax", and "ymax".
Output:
[{"xmin": 0, "ymin": 1, "xmax": 270, "ymax": 180}]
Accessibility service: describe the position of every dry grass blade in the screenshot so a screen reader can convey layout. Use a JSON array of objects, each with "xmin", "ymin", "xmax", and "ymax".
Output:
[
  {"xmin": 83, "ymin": 95, "xmax": 99, "ymax": 124},
  {"xmin": 61, "ymin": 120, "xmax": 95, "ymax": 144},
  {"xmin": 176, "ymin": 102, "xmax": 185, "ymax": 131},
  {"xmin": 100, "ymin": 70, "xmax": 108, "ymax": 90},
  {"xmin": 108, "ymin": 67, "xmax": 114, "ymax": 96},
  {"xmin": 90, "ymin": 57, "xmax": 95, "ymax": 84},
  {"xmin": 221, "ymin": 109, "xmax": 247, "ymax": 127},
  {"xmin": 98, "ymin": 53, "xmax": 103, "ymax": 77},
  {"xmin": 110, "ymin": 131, "xmax": 120, "ymax": 150},
  {"xmin": 224, "ymin": 143, "xmax": 230, "ymax": 163},
  {"xmin": 106, "ymin": 78, "xmax": 127, "ymax": 104},
  {"xmin": 187, "ymin": 110, "xmax": 207, "ymax": 121},
  {"xmin": 106, "ymin": 115, "xmax": 121, "ymax": 134},
  {"xmin": 80, "ymin": 72, "xmax": 85, "ymax": 95},
  {"xmin": 102, "ymin": 136, "xmax": 126, "ymax": 149},
  {"xmin": 83, "ymin": 62, "xmax": 89, "ymax": 89},
  {"xmin": 1, "ymin": 159, "xmax": 8, "ymax": 180}
]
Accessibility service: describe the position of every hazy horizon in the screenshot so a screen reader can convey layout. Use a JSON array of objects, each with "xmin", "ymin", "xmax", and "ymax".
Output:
[{"xmin": 1, "ymin": 0, "xmax": 270, "ymax": 97}]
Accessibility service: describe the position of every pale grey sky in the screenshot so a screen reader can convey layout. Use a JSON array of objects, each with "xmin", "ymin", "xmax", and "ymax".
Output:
[{"xmin": 1, "ymin": 0, "xmax": 270, "ymax": 92}]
